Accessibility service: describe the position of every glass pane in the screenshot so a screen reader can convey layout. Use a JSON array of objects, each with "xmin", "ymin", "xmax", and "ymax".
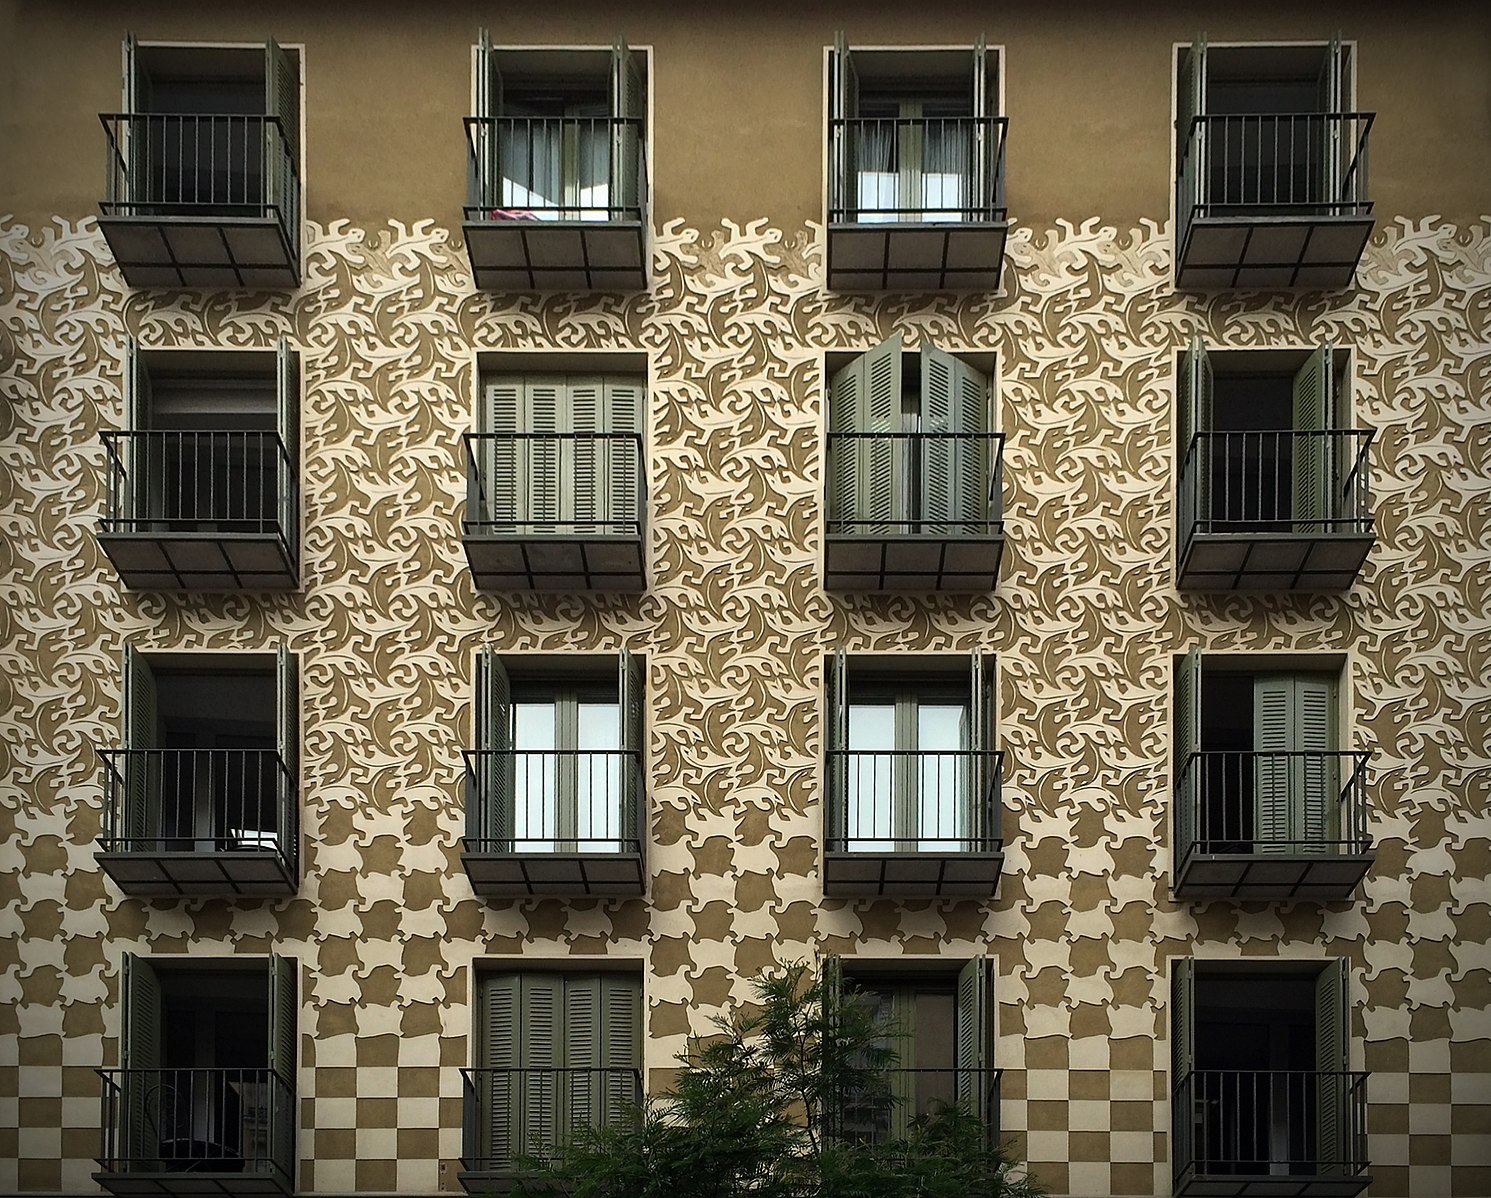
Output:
[
  {"xmin": 576, "ymin": 126, "xmax": 611, "ymax": 222},
  {"xmin": 576, "ymin": 701, "xmax": 620, "ymax": 849},
  {"xmin": 921, "ymin": 123, "xmax": 968, "ymax": 222},
  {"xmin": 847, "ymin": 705, "xmax": 895, "ymax": 851},
  {"xmin": 514, "ymin": 703, "xmax": 558, "ymax": 849},
  {"xmin": 918, "ymin": 704, "xmax": 968, "ymax": 850}
]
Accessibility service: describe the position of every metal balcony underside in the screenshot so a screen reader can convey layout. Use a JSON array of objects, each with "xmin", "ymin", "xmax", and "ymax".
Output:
[
  {"xmin": 828, "ymin": 220, "xmax": 1009, "ymax": 292},
  {"xmin": 1177, "ymin": 530, "xmax": 1372, "ymax": 592},
  {"xmin": 457, "ymin": 1170, "xmax": 525, "ymax": 1196},
  {"xmin": 462, "ymin": 530, "xmax": 645, "ymax": 593},
  {"xmin": 1177, "ymin": 214, "xmax": 1373, "ymax": 292},
  {"xmin": 95, "ymin": 1170, "xmax": 290, "ymax": 1198},
  {"xmin": 99, "ymin": 216, "xmax": 299, "ymax": 290},
  {"xmin": 461, "ymin": 846, "xmax": 646, "ymax": 898},
  {"xmin": 825, "ymin": 531, "xmax": 1005, "ymax": 593},
  {"xmin": 1175, "ymin": 1172, "xmax": 1372, "ymax": 1198},
  {"xmin": 1174, "ymin": 849, "xmax": 1373, "ymax": 902},
  {"xmin": 97, "ymin": 528, "xmax": 298, "ymax": 592},
  {"xmin": 464, "ymin": 219, "xmax": 647, "ymax": 292},
  {"xmin": 823, "ymin": 848, "xmax": 1004, "ymax": 899},
  {"xmin": 96, "ymin": 848, "xmax": 297, "ymax": 899}
]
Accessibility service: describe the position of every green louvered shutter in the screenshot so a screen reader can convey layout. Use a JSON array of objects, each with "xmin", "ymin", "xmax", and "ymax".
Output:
[
  {"xmin": 1174, "ymin": 650, "xmax": 1202, "ymax": 861},
  {"xmin": 600, "ymin": 975, "xmax": 642, "ymax": 1128},
  {"xmin": 610, "ymin": 39, "xmax": 644, "ymax": 216},
  {"xmin": 568, "ymin": 377, "xmax": 604, "ymax": 531},
  {"xmin": 605, "ymin": 377, "xmax": 644, "ymax": 532},
  {"xmin": 1255, "ymin": 674, "xmax": 1337, "ymax": 854},
  {"xmin": 1315, "ymin": 959, "xmax": 1350, "ymax": 1172},
  {"xmin": 970, "ymin": 652, "xmax": 996, "ymax": 852},
  {"xmin": 1317, "ymin": 34, "xmax": 1345, "ymax": 208},
  {"xmin": 276, "ymin": 338, "xmax": 299, "ymax": 553},
  {"xmin": 955, "ymin": 958, "xmax": 992, "ymax": 1125},
  {"xmin": 830, "ymin": 32, "xmax": 858, "ymax": 218},
  {"xmin": 267, "ymin": 955, "xmax": 297, "ymax": 1176},
  {"xmin": 1296, "ymin": 675, "xmax": 1339, "ymax": 856},
  {"xmin": 1292, "ymin": 346, "xmax": 1336, "ymax": 533},
  {"xmin": 525, "ymin": 376, "xmax": 564, "ymax": 530},
  {"xmin": 821, "ymin": 954, "xmax": 845, "ymax": 1139},
  {"xmin": 971, "ymin": 36, "xmax": 992, "ymax": 217},
  {"xmin": 522, "ymin": 975, "xmax": 563, "ymax": 1158},
  {"xmin": 264, "ymin": 39, "xmax": 299, "ymax": 235},
  {"xmin": 472, "ymin": 29, "xmax": 501, "ymax": 211},
  {"xmin": 1253, "ymin": 676, "xmax": 1294, "ymax": 853},
  {"xmin": 476, "ymin": 650, "xmax": 512, "ymax": 848},
  {"xmin": 121, "ymin": 33, "xmax": 148, "ymax": 211},
  {"xmin": 120, "ymin": 953, "xmax": 163, "ymax": 1169},
  {"xmin": 828, "ymin": 353, "xmax": 865, "ymax": 530},
  {"xmin": 1171, "ymin": 959, "xmax": 1196, "ymax": 1174},
  {"xmin": 921, "ymin": 344, "xmax": 989, "ymax": 534},
  {"xmin": 619, "ymin": 649, "xmax": 645, "ymax": 854},
  {"xmin": 1177, "ymin": 35, "xmax": 1208, "ymax": 213},
  {"xmin": 563, "ymin": 976, "xmax": 602, "ymax": 1145},
  {"xmin": 275, "ymin": 646, "xmax": 298, "ymax": 878},
  {"xmin": 825, "ymin": 650, "xmax": 849, "ymax": 846},
  {"xmin": 122, "ymin": 647, "xmax": 158, "ymax": 849},
  {"xmin": 482, "ymin": 376, "xmax": 523, "ymax": 528},
  {"xmin": 1178, "ymin": 337, "xmax": 1214, "ymax": 535},
  {"xmin": 122, "ymin": 337, "xmax": 153, "ymax": 527},
  {"xmin": 479, "ymin": 974, "xmax": 520, "ymax": 1167}
]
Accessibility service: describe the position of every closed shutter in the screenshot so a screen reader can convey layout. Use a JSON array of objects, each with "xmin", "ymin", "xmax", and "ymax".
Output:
[
  {"xmin": 1314, "ymin": 959, "xmax": 1350, "ymax": 1171},
  {"xmin": 1254, "ymin": 674, "xmax": 1337, "ymax": 854},
  {"xmin": 481, "ymin": 377, "xmax": 524, "ymax": 528},
  {"xmin": 264, "ymin": 40, "xmax": 299, "ymax": 236},
  {"xmin": 1254, "ymin": 677, "xmax": 1295, "ymax": 853},
  {"xmin": 825, "ymin": 651, "xmax": 849, "ymax": 845},
  {"xmin": 568, "ymin": 377, "xmax": 604, "ymax": 530},
  {"xmin": 1178, "ymin": 337, "xmax": 1214, "ymax": 534},
  {"xmin": 1292, "ymin": 346, "xmax": 1336, "ymax": 532},
  {"xmin": 610, "ymin": 39, "xmax": 644, "ymax": 215},
  {"xmin": 830, "ymin": 32, "xmax": 858, "ymax": 217},
  {"xmin": 619, "ymin": 649, "xmax": 645, "ymax": 853},
  {"xmin": 921, "ymin": 344, "xmax": 989, "ymax": 533},
  {"xmin": 563, "ymin": 976, "xmax": 602, "ymax": 1142},
  {"xmin": 478, "ymin": 974, "xmax": 520, "ymax": 1165},
  {"xmin": 122, "ymin": 647, "xmax": 158, "ymax": 847},
  {"xmin": 521, "ymin": 975, "xmax": 564, "ymax": 1158},
  {"xmin": 599, "ymin": 975, "xmax": 641, "ymax": 1126},
  {"xmin": 1174, "ymin": 650, "xmax": 1202, "ymax": 860},
  {"xmin": 267, "ymin": 955, "xmax": 298, "ymax": 1174},
  {"xmin": 830, "ymin": 337, "xmax": 902, "ymax": 532},
  {"xmin": 276, "ymin": 338, "xmax": 299, "ymax": 551},
  {"xmin": 970, "ymin": 652, "xmax": 996, "ymax": 851},
  {"xmin": 475, "ymin": 649, "xmax": 513, "ymax": 846},
  {"xmin": 1296, "ymin": 676, "xmax": 1339, "ymax": 855},
  {"xmin": 121, "ymin": 953, "xmax": 164, "ymax": 1168},
  {"xmin": 1177, "ymin": 35, "xmax": 1208, "ymax": 210},
  {"xmin": 524, "ymin": 377, "xmax": 565, "ymax": 530},
  {"xmin": 1171, "ymin": 959, "xmax": 1196, "ymax": 1174},
  {"xmin": 276, "ymin": 646, "xmax": 299, "ymax": 877},
  {"xmin": 955, "ymin": 957, "xmax": 993, "ymax": 1125},
  {"xmin": 604, "ymin": 377, "xmax": 644, "ymax": 531}
]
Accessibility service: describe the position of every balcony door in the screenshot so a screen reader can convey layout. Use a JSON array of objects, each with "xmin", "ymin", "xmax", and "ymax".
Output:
[
  {"xmin": 1253, "ymin": 674, "xmax": 1338, "ymax": 855},
  {"xmin": 475, "ymin": 971, "xmax": 641, "ymax": 1168}
]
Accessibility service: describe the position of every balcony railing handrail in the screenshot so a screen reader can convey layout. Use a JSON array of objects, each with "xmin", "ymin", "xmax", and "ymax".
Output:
[
  {"xmin": 462, "ymin": 747, "xmax": 646, "ymax": 855},
  {"xmin": 463, "ymin": 114, "xmax": 647, "ymax": 223},
  {"xmin": 462, "ymin": 431, "xmax": 646, "ymax": 537},
  {"xmin": 827, "ymin": 430, "xmax": 1006, "ymax": 533},
  {"xmin": 825, "ymin": 747, "xmax": 1004, "ymax": 853},
  {"xmin": 828, "ymin": 114, "xmax": 1009, "ymax": 223}
]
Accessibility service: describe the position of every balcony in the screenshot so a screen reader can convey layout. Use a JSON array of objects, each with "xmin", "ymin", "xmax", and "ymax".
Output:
[
  {"xmin": 95, "ymin": 749, "xmax": 297, "ymax": 898},
  {"xmin": 828, "ymin": 115, "xmax": 1009, "ymax": 291},
  {"xmin": 462, "ymin": 749, "xmax": 646, "ymax": 898},
  {"xmin": 96, "ymin": 1067, "xmax": 295, "ymax": 1196},
  {"xmin": 97, "ymin": 431, "xmax": 299, "ymax": 591},
  {"xmin": 833, "ymin": 1067, "xmax": 1002, "ymax": 1146},
  {"xmin": 1176, "ymin": 113, "xmax": 1374, "ymax": 291},
  {"xmin": 824, "ymin": 749, "xmax": 1003, "ymax": 898},
  {"xmin": 463, "ymin": 116, "xmax": 648, "ymax": 291},
  {"xmin": 1177, "ymin": 430, "xmax": 1374, "ymax": 592},
  {"xmin": 1174, "ymin": 751, "xmax": 1373, "ymax": 902},
  {"xmin": 462, "ymin": 432, "xmax": 645, "ymax": 592},
  {"xmin": 99, "ymin": 114, "xmax": 300, "ymax": 289},
  {"xmin": 459, "ymin": 1066, "xmax": 642, "ymax": 1193},
  {"xmin": 1173, "ymin": 1070, "xmax": 1370, "ymax": 1198},
  {"xmin": 825, "ymin": 431, "xmax": 1005, "ymax": 592}
]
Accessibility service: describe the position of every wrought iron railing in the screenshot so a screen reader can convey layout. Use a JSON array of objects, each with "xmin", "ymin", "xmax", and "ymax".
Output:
[
  {"xmin": 828, "ymin": 431, "xmax": 1005, "ymax": 538},
  {"xmin": 461, "ymin": 1066, "xmax": 643, "ymax": 1172},
  {"xmin": 463, "ymin": 749, "xmax": 645, "ymax": 856},
  {"xmin": 1178, "ymin": 112, "xmax": 1373, "ymax": 241},
  {"xmin": 97, "ymin": 748, "xmax": 295, "ymax": 867},
  {"xmin": 1175, "ymin": 751, "xmax": 1371, "ymax": 867},
  {"xmin": 1173, "ymin": 1069, "xmax": 1369, "ymax": 1183},
  {"xmin": 825, "ymin": 749, "xmax": 1003, "ymax": 854},
  {"xmin": 100, "ymin": 430, "xmax": 297, "ymax": 542},
  {"xmin": 829, "ymin": 116, "xmax": 1008, "ymax": 223},
  {"xmin": 1178, "ymin": 429, "xmax": 1374, "ymax": 541},
  {"xmin": 832, "ymin": 1067, "xmax": 1002, "ymax": 1146},
  {"xmin": 97, "ymin": 1066, "xmax": 294, "ymax": 1179},
  {"xmin": 100, "ymin": 113, "xmax": 300, "ymax": 251},
  {"xmin": 463, "ymin": 432, "xmax": 644, "ymax": 538},
  {"xmin": 464, "ymin": 116, "xmax": 647, "ymax": 223}
]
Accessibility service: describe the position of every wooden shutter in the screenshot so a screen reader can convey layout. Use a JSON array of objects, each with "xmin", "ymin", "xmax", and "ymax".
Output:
[
  {"xmin": 121, "ymin": 34, "xmax": 148, "ymax": 209},
  {"xmin": 521, "ymin": 975, "xmax": 564, "ymax": 1156},
  {"xmin": 264, "ymin": 39, "xmax": 299, "ymax": 229},
  {"xmin": 955, "ymin": 957, "xmax": 993, "ymax": 1125},
  {"xmin": 610, "ymin": 39, "xmax": 644, "ymax": 215},
  {"xmin": 1255, "ymin": 674, "xmax": 1338, "ymax": 854},
  {"xmin": 267, "ymin": 955, "xmax": 298, "ymax": 1172},
  {"xmin": 478, "ymin": 973, "xmax": 520, "ymax": 1165},
  {"xmin": 1317, "ymin": 33, "xmax": 1345, "ymax": 206},
  {"xmin": 276, "ymin": 645, "xmax": 299, "ymax": 877},
  {"xmin": 472, "ymin": 29, "xmax": 502, "ymax": 210},
  {"xmin": 1174, "ymin": 650, "xmax": 1202, "ymax": 860},
  {"xmin": 123, "ymin": 337, "xmax": 152, "ymax": 524},
  {"xmin": 1171, "ymin": 958, "xmax": 1196, "ymax": 1174},
  {"xmin": 1292, "ymin": 345, "xmax": 1336, "ymax": 532},
  {"xmin": 120, "ymin": 953, "xmax": 163, "ymax": 1169},
  {"xmin": 619, "ymin": 649, "xmax": 645, "ymax": 852},
  {"xmin": 599, "ymin": 975, "xmax": 641, "ymax": 1125},
  {"xmin": 482, "ymin": 377, "xmax": 524, "ymax": 527},
  {"xmin": 820, "ymin": 954, "xmax": 845, "ymax": 1138},
  {"xmin": 825, "ymin": 651, "xmax": 848, "ymax": 845},
  {"xmin": 122, "ymin": 647, "xmax": 158, "ymax": 846},
  {"xmin": 921, "ymin": 344, "xmax": 989, "ymax": 532},
  {"xmin": 475, "ymin": 649, "xmax": 513, "ymax": 845},
  {"xmin": 1296, "ymin": 675, "xmax": 1339, "ymax": 855},
  {"xmin": 604, "ymin": 377, "xmax": 644, "ymax": 531},
  {"xmin": 971, "ymin": 37, "xmax": 993, "ymax": 215},
  {"xmin": 1253, "ymin": 676, "xmax": 1295, "ymax": 853},
  {"xmin": 830, "ymin": 32, "xmax": 858, "ymax": 216},
  {"xmin": 568, "ymin": 377, "xmax": 604, "ymax": 530},
  {"xmin": 1177, "ymin": 35, "xmax": 1208, "ymax": 206},
  {"xmin": 970, "ymin": 652, "xmax": 996, "ymax": 850},
  {"xmin": 276, "ymin": 338, "xmax": 299, "ymax": 550},
  {"xmin": 1314, "ymin": 959, "xmax": 1350, "ymax": 1169},
  {"xmin": 1178, "ymin": 337, "xmax": 1213, "ymax": 533},
  {"xmin": 829, "ymin": 336, "xmax": 905, "ymax": 533},
  {"xmin": 525, "ymin": 376, "xmax": 565, "ymax": 529},
  {"xmin": 563, "ymin": 976, "xmax": 603, "ymax": 1141}
]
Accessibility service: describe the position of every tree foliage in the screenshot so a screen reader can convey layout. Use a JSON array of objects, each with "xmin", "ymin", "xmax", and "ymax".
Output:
[{"xmin": 512, "ymin": 962, "xmax": 1044, "ymax": 1198}]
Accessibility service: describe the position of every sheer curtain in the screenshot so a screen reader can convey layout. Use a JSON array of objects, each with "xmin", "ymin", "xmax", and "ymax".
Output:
[
  {"xmin": 854, "ymin": 106, "xmax": 971, "ymax": 222},
  {"xmin": 500, "ymin": 104, "xmax": 611, "ymax": 221}
]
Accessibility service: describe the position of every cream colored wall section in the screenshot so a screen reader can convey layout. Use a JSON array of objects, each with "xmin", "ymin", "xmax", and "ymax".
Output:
[{"xmin": 1, "ymin": 213, "xmax": 1489, "ymax": 1196}]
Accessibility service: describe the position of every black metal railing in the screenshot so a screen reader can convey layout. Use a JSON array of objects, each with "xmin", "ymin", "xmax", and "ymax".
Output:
[
  {"xmin": 829, "ymin": 116, "xmax": 1008, "ymax": 223},
  {"xmin": 461, "ymin": 1066, "xmax": 643, "ymax": 1172},
  {"xmin": 100, "ymin": 113, "xmax": 299, "ymax": 248},
  {"xmin": 97, "ymin": 1066, "xmax": 294, "ymax": 1179},
  {"xmin": 1178, "ymin": 113, "xmax": 1373, "ymax": 235},
  {"xmin": 1178, "ymin": 429, "xmax": 1374, "ymax": 540},
  {"xmin": 463, "ymin": 749, "xmax": 644, "ymax": 855},
  {"xmin": 1175, "ymin": 751, "xmax": 1371, "ymax": 866},
  {"xmin": 825, "ymin": 749, "xmax": 1003, "ymax": 854},
  {"xmin": 1173, "ymin": 1069, "xmax": 1369, "ymax": 1183},
  {"xmin": 832, "ymin": 1068, "xmax": 1002, "ymax": 1147},
  {"xmin": 828, "ymin": 431, "xmax": 1005, "ymax": 538},
  {"xmin": 97, "ymin": 748, "xmax": 294, "ymax": 860},
  {"xmin": 100, "ymin": 431, "xmax": 296, "ymax": 539},
  {"xmin": 464, "ymin": 432, "xmax": 644, "ymax": 538},
  {"xmin": 464, "ymin": 116, "xmax": 647, "ymax": 223}
]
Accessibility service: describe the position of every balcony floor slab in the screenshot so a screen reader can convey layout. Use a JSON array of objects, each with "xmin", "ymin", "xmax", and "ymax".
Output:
[
  {"xmin": 463, "ymin": 532, "xmax": 645, "ymax": 593},
  {"xmin": 1177, "ymin": 214, "xmax": 1373, "ymax": 291},
  {"xmin": 464, "ymin": 219, "xmax": 647, "ymax": 291},
  {"xmin": 1175, "ymin": 1170, "xmax": 1371, "ymax": 1198},
  {"xmin": 462, "ymin": 850, "xmax": 646, "ymax": 898},
  {"xmin": 98, "ymin": 214, "xmax": 299, "ymax": 290},
  {"xmin": 1174, "ymin": 851, "xmax": 1373, "ymax": 902},
  {"xmin": 823, "ymin": 850, "xmax": 1003, "ymax": 899},
  {"xmin": 828, "ymin": 221, "xmax": 1009, "ymax": 292},
  {"xmin": 94, "ymin": 1171, "xmax": 292, "ymax": 1198},
  {"xmin": 825, "ymin": 532, "xmax": 1004, "ymax": 593},
  {"xmin": 1177, "ymin": 531, "xmax": 1372, "ymax": 593},
  {"xmin": 96, "ymin": 850, "xmax": 298, "ymax": 898},
  {"xmin": 97, "ymin": 529, "xmax": 298, "ymax": 592}
]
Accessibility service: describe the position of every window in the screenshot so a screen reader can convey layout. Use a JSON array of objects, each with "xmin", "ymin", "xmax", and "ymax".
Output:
[{"xmin": 468, "ymin": 970, "xmax": 642, "ymax": 1169}]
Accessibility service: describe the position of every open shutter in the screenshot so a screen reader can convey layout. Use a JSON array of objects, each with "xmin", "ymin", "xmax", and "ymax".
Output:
[
  {"xmin": 825, "ymin": 651, "xmax": 849, "ymax": 846},
  {"xmin": 1174, "ymin": 650, "xmax": 1202, "ymax": 861},
  {"xmin": 600, "ymin": 975, "xmax": 642, "ymax": 1126},
  {"xmin": 123, "ymin": 337, "xmax": 152, "ymax": 525},
  {"xmin": 1296, "ymin": 675, "xmax": 1338, "ymax": 856},
  {"xmin": 971, "ymin": 36, "xmax": 993, "ymax": 216},
  {"xmin": 921, "ymin": 344, "xmax": 989, "ymax": 532},
  {"xmin": 827, "ymin": 336, "xmax": 906, "ymax": 530},
  {"xmin": 479, "ymin": 974, "xmax": 520, "ymax": 1166},
  {"xmin": 620, "ymin": 649, "xmax": 645, "ymax": 854},
  {"xmin": 122, "ymin": 647, "xmax": 158, "ymax": 846},
  {"xmin": 522, "ymin": 975, "xmax": 564, "ymax": 1158},
  {"xmin": 1314, "ymin": 959, "xmax": 1350, "ymax": 1171},
  {"xmin": 610, "ymin": 39, "xmax": 644, "ymax": 216},
  {"xmin": 970, "ymin": 652, "xmax": 996, "ymax": 851},
  {"xmin": 1171, "ymin": 958, "xmax": 1196, "ymax": 1175},
  {"xmin": 267, "ymin": 955, "xmax": 298, "ymax": 1175},
  {"xmin": 604, "ymin": 377, "xmax": 644, "ymax": 532},
  {"xmin": 1178, "ymin": 337, "xmax": 1213, "ymax": 533},
  {"xmin": 472, "ymin": 30, "xmax": 502, "ymax": 211},
  {"xmin": 481, "ymin": 377, "xmax": 523, "ymax": 527},
  {"xmin": 1253, "ymin": 676, "xmax": 1294, "ymax": 853},
  {"xmin": 276, "ymin": 338, "xmax": 299, "ymax": 553},
  {"xmin": 120, "ymin": 953, "xmax": 163, "ymax": 1169},
  {"xmin": 276, "ymin": 645, "xmax": 299, "ymax": 877},
  {"xmin": 264, "ymin": 39, "xmax": 299, "ymax": 240},
  {"xmin": 121, "ymin": 34, "xmax": 149, "ymax": 209},
  {"xmin": 820, "ymin": 954, "xmax": 844, "ymax": 1139},
  {"xmin": 525, "ymin": 377, "xmax": 564, "ymax": 530},
  {"xmin": 955, "ymin": 957, "xmax": 993, "ymax": 1126},
  {"xmin": 830, "ymin": 32, "xmax": 858, "ymax": 217},
  {"xmin": 476, "ymin": 649, "xmax": 512, "ymax": 847},
  {"xmin": 1177, "ymin": 35, "xmax": 1208, "ymax": 212},
  {"xmin": 1317, "ymin": 33, "xmax": 1345, "ymax": 207},
  {"xmin": 1292, "ymin": 345, "xmax": 1335, "ymax": 532}
]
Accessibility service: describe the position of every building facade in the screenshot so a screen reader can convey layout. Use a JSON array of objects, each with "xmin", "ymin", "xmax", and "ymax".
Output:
[{"xmin": 1, "ymin": 2, "xmax": 1489, "ymax": 1196}]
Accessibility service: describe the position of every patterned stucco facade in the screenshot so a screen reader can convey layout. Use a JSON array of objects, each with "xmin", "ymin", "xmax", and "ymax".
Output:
[{"xmin": 2, "ymin": 209, "xmax": 1488, "ymax": 1196}]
